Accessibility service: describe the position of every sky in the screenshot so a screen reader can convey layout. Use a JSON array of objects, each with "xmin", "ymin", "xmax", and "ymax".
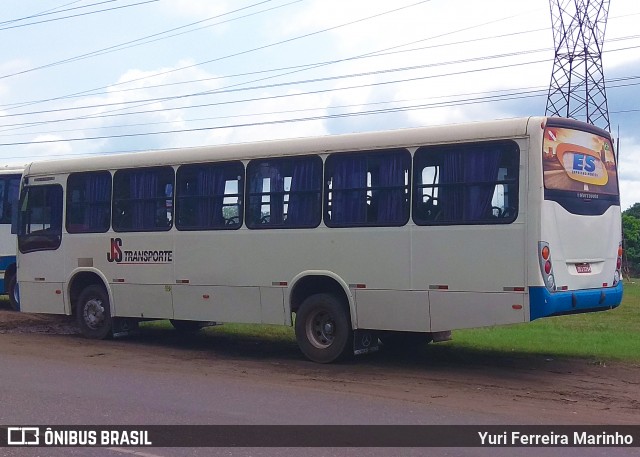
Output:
[{"xmin": 1, "ymin": 0, "xmax": 639, "ymax": 208}]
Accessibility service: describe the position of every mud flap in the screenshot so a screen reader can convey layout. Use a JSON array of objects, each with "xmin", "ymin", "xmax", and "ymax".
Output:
[
  {"xmin": 111, "ymin": 318, "xmax": 139, "ymax": 338},
  {"xmin": 353, "ymin": 329, "xmax": 379, "ymax": 356}
]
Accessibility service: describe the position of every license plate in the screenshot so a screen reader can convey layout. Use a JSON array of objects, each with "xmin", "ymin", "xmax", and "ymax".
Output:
[{"xmin": 576, "ymin": 263, "xmax": 592, "ymax": 274}]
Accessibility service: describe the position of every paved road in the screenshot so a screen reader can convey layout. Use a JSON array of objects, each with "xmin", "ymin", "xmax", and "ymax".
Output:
[{"xmin": 0, "ymin": 317, "xmax": 638, "ymax": 457}]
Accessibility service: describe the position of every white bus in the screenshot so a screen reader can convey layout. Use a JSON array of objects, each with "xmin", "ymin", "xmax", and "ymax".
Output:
[
  {"xmin": 0, "ymin": 167, "xmax": 22, "ymax": 310},
  {"xmin": 16, "ymin": 116, "xmax": 623, "ymax": 363}
]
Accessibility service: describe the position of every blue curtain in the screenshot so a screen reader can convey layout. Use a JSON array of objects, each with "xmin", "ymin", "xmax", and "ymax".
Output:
[
  {"xmin": 195, "ymin": 167, "xmax": 227, "ymax": 228},
  {"xmin": 465, "ymin": 148, "xmax": 502, "ymax": 220},
  {"xmin": 130, "ymin": 171, "xmax": 158, "ymax": 230},
  {"xmin": 248, "ymin": 162, "xmax": 284, "ymax": 226},
  {"xmin": 331, "ymin": 156, "xmax": 367, "ymax": 225},
  {"xmin": 440, "ymin": 152, "xmax": 465, "ymax": 221},
  {"xmin": 439, "ymin": 147, "xmax": 502, "ymax": 222},
  {"xmin": 287, "ymin": 158, "xmax": 320, "ymax": 227},
  {"xmin": 85, "ymin": 173, "xmax": 111, "ymax": 230},
  {"xmin": 376, "ymin": 153, "xmax": 408, "ymax": 224}
]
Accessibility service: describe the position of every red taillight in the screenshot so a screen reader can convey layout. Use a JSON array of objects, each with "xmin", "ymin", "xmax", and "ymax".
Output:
[
  {"xmin": 617, "ymin": 258, "xmax": 622, "ymax": 269},
  {"xmin": 542, "ymin": 246, "xmax": 550, "ymax": 260},
  {"xmin": 539, "ymin": 241, "xmax": 556, "ymax": 292}
]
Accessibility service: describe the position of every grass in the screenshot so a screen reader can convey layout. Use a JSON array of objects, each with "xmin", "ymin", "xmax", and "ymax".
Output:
[{"xmin": 452, "ymin": 280, "xmax": 640, "ymax": 363}]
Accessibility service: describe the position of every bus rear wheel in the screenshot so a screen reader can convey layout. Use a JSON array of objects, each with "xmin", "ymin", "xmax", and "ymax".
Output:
[
  {"xmin": 295, "ymin": 293, "xmax": 352, "ymax": 363},
  {"xmin": 7, "ymin": 274, "xmax": 19, "ymax": 311},
  {"xmin": 76, "ymin": 285, "xmax": 112, "ymax": 339}
]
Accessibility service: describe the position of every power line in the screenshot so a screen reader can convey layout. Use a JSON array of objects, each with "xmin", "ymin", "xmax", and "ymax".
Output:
[
  {"xmin": 2, "ymin": 72, "xmax": 639, "ymax": 151},
  {"xmin": 2, "ymin": 41, "xmax": 639, "ymax": 132},
  {"xmin": 0, "ymin": 0, "xmax": 435, "ymax": 113},
  {"xmin": 0, "ymin": 54, "xmax": 553, "ymax": 130},
  {"xmin": 0, "ymin": 0, "xmax": 296, "ymax": 84},
  {"xmin": 2, "ymin": 76, "xmax": 639, "ymax": 158},
  {"xmin": 0, "ymin": 47, "xmax": 553, "ymax": 120},
  {"xmin": 1, "ymin": 2, "xmax": 637, "ymax": 151},
  {"xmin": 0, "ymin": 1, "xmax": 119, "ymax": 26},
  {"xmin": 0, "ymin": 0, "xmax": 159, "ymax": 32},
  {"xmin": 0, "ymin": 90, "xmax": 551, "ymax": 148},
  {"xmin": 9, "ymin": 73, "xmax": 640, "ymax": 140},
  {"xmin": 0, "ymin": 24, "xmax": 552, "ymax": 110},
  {"xmin": 0, "ymin": 4, "xmax": 554, "ymax": 136}
]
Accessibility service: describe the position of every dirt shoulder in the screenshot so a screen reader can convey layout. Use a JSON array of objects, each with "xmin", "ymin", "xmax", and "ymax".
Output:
[{"xmin": 1, "ymin": 308, "xmax": 639, "ymax": 425}]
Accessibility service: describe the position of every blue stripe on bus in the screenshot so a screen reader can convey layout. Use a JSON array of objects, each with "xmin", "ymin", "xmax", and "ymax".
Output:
[
  {"xmin": 529, "ymin": 282, "xmax": 623, "ymax": 321},
  {"xmin": 0, "ymin": 255, "xmax": 17, "ymax": 294}
]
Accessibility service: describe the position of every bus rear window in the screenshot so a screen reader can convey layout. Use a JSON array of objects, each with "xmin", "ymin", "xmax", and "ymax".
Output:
[{"xmin": 543, "ymin": 125, "xmax": 619, "ymax": 215}]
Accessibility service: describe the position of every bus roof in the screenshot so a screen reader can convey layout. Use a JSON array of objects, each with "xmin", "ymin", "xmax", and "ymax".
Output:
[
  {"xmin": 0, "ymin": 166, "xmax": 24, "ymax": 175},
  {"xmin": 23, "ymin": 116, "xmax": 556, "ymax": 177}
]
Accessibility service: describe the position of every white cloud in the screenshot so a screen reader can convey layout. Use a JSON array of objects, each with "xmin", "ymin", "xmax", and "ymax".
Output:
[{"xmin": 25, "ymin": 135, "xmax": 74, "ymax": 159}]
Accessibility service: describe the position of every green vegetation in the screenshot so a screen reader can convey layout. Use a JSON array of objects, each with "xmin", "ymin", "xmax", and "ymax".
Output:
[
  {"xmin": 451, "ymin": 279, "xmax": 640, "ymax": 363},
  {"xmin": 623, "ymin": 203, "xmax": 640, "ymax": 276}
]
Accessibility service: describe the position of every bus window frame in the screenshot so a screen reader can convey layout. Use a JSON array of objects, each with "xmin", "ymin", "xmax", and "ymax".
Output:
[
  {"xmin": 412, "ymin": 140, "xmax": 520, "ymax": 226},
  {"xmin": 324, "ymin": 148, "xmax": 411, "ymax": 228},
  {"xmin": 17, "ymin": 184, "xmax": 64, "ymax": 254},
  {"xmin": 175, "ymin": 160, "xmax": 245, "ymax": 231},
  {"xmin": 112, "ymin": 166, "xmax": 175, "ymax": 233},
  {"xmin": 66, "ymin": 170, "xmax": 112, "ymax": 234}
]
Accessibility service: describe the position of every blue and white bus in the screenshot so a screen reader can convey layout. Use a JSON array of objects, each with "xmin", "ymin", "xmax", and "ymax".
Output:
[
  {"xmin": 15, "ymin": 117, "xmax": 623, "ymax": 362},
  {"xmin": 0, "ymin": 167, "xmax": 22, "ymax": 310}
]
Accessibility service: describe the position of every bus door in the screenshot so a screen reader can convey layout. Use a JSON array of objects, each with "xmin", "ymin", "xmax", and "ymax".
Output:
[{"xmin": 17, "ymin": 183, "xmax": 66, "ymax": 314}]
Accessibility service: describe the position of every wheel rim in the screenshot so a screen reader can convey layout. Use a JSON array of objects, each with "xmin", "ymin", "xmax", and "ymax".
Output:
[
  {"xmin": 83, "ymin": 298, "xmax": 105, "ymax": 330},
  {"xmin": 305, "ymin": 308, "xmax": 335, "ymax": 349},
  {"xmin": 13, "ymin": 283, "xmax": 20, "ymax": 307}
]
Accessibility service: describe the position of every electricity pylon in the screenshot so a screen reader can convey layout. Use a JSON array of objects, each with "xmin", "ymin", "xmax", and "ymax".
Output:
[{"xmin": 545, "ymin": 0, "xmax": 610, "ymax": 131}]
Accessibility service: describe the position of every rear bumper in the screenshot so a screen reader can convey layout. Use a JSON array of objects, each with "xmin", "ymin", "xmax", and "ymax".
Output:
[{"xmin": 529, "ymin": 282, "xmax": 623, "ymax": 321}]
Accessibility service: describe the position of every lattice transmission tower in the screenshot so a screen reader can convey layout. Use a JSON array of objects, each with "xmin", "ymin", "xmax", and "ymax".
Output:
[{"xmin": 545, "ymin": 0, "xmax": 611, "ymax": 131}]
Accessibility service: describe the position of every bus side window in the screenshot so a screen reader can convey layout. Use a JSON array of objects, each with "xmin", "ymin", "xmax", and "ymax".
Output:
[
  {"xmin": 18, "ymin": 185, "xmax": 63, "ymax": 253},
  {"xmin": 246, "ymin": 156, "xmax": 322, "ymax": 229},
  {"xmin": 413, "ymin": 141, "xmax": 519, "ymax": 225},
  {"xmin": 113, "ymin": 167, "xmax": 174, "ymax": 232},
  {"xmin": 66, "ymin": 171, "xmax": 112, "ymax": 233},
  {"xmin": 325, "ymin": 149, "xmax": 410, "ymax": 227},
  {"xmin": 176, "ymin": 161, "xmax": 244, "ymax": 231}
]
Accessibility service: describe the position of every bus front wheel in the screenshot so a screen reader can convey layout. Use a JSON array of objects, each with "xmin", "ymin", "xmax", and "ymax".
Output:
[
  {"xmin": 295, "ymin": 293, "xmax": 352, "ymax": 363},
  {"xmin": 7, "ymin": 274, "xmax": 19, "ymax": 311},
  {"xmin": 76, "ymin": 285, "xmax": 112, "ymax": 339}
]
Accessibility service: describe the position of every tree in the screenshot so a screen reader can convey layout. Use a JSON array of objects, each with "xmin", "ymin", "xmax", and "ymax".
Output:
[
  {"xmin": 624, "ymin": 202, "xmax": 640, "ymax": 220},
  {"xmin": 622, "ymin": 208, "xmax": 640, "ymax": 276}
]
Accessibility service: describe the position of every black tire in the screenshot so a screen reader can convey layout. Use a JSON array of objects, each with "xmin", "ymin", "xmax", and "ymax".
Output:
[
  {"xmin": 170, "ymin": 319, "xmax": 206, "ymax": 332},
  {"xmin": 379, "ymin": 331, "xmax": 431, "ymax": 352},
  {"xmin": 6, "ymin": 274, "xmax": 19, "ymax": 311},
  {"xmin": 295, "ymin": 293, "xmax": 352, "ymax": 363},
  {"xmin": 76, "ymin": 285, "xmax": 112, "ymax": 339}
]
